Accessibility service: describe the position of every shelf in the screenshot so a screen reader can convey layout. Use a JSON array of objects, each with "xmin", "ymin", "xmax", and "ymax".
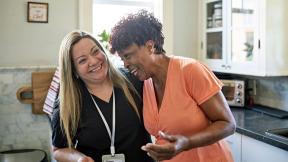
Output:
[
  {"xmin": 232, "ymin": 8, "xmax": 254, "ymax": 14},
  {"xmin": 206, "ymin": 0, "xmax": 221, "ymax": 3},
  {"xmin": 206, "ymin": 27, "xmax": 223, "ymax": 33}
]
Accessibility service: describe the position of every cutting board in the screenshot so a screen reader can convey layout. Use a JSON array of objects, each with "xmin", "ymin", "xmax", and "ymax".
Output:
[{"xmin": 16, "ymin": 70, "xmax": 56, "ymax": 114}]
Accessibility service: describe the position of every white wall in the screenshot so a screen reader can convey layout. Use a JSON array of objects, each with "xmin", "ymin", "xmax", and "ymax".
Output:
[
  {"xmin": 0, "ymin": 0, "xmax": 78, "ymax": 67},
  {"xmin": 162, "ymin": 0, "xmax": 199, "ymax": 58},
  {"xmin": 173, "ymin": 0, "xmax": 199, "ymax": 58}
]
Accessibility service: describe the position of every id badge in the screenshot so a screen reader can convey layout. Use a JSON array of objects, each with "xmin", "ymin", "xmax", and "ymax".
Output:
[{"xmin": 102, "ymin": 154, "xmax": 125, "ymax": 162}]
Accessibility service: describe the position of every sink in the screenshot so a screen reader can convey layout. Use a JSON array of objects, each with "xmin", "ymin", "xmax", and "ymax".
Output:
[{"xmin": 265, "ymin": 128, "xmax": 288, "ymax": 141}]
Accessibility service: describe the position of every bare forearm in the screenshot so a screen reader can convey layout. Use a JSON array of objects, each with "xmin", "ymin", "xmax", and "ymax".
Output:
[
  {"xmin": 53, "ymin": 148, "xmax": 86, "ymax": 162},
  {"xmin": 185, "ymin": 120, "xmax": 235, "ymax": 150}
]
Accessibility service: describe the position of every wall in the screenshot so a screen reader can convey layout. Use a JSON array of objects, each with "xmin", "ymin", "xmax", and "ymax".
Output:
[
  {"xmin": 0, "ymin": 68, "xmax": 53, "ymax": 160},
  {"xmin": 220, "ymin": 73, "xmax": 288, "ymax": 112},
  {"xmin": 173, "ymin": 0, "xmax": 199, "ymax": 58},
  {"xmin": 0, "ymin": 0, "xmax": 78, "ymax": 67},
  {"xmin": 253, "ymin": 77, "xmax": 288, "ymax": 111},
  {"xmin": 162, "ymin": 0, "xmax": 199, "ymax": 58},
  {"xmin": 0, "ymin": 0, "xmax": 78, "ymax": 160}
]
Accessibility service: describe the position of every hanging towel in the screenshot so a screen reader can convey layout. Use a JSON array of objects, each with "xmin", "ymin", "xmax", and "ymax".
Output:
[{"xmin": 43, "ymin": 68, "xmax": 60, "ymax": 115}]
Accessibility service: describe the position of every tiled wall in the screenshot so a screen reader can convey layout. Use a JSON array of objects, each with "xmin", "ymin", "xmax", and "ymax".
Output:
[
  {"xmin": 253, "ymin": 76, "xmax": 288, "ymax": 111},
  {"xmin": 217, "ymin": 73, "xmax": 288, "ymax": 112},
  {"xmin": 0, "ymin": 67, "xmax": 55, "ymax": 161}
]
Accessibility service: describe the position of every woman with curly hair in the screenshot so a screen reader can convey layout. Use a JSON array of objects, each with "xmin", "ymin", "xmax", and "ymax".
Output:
[{"xmin": 110, "ymin": 10, "xmax": 236, "ymax": 162}]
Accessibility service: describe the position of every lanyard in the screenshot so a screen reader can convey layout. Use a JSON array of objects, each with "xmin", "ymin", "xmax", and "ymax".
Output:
[{"xmin": 90, "ymin": 88, "xmax": 116, "ymax": 156}]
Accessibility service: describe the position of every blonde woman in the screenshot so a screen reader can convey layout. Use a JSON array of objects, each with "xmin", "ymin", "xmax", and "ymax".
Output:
[{"xmin": 51, "ymin": 30, "xmax": 154, "ymax": 162}]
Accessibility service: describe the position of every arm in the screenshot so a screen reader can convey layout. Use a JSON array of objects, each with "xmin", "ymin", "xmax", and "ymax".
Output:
[
  {"xmin": 52, "ymin": 146, "xmax": 94, "ymax": 162},
  {"xmin": 51, "ymin": 108, "xmax": 94, "ymax": 162},
  {"xmin": 181, "ymin": 91, "xmax": 236, "ymax": 148},
  {"xmin": 142, "ymin": 91, "xmax": 236, "ymax": 161}
]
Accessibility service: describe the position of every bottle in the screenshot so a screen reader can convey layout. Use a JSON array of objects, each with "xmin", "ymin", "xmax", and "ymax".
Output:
[
  {"xmin": 207, "ymin": 17, "xmax": 213, "ymax": 28},
  {"xmin": 214, "ymin": 3, "xmax": 222, "ymax": 18},
  {"xmin": 213, "ymin": 3, "xmax": 222, "ymax": 27}
]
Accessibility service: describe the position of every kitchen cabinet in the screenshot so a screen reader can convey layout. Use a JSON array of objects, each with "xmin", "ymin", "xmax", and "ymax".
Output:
[
  {"xmin": 241, "ymin": 135, "xmax": 288, "ymax": 162},
  {"xmin": 226, "ymin": 133, "xmax": 288, "ymax": 162},
  {"xmin": 199, "ymin": 0, "xmax": 288, "ymax": 76},
  {"xmin": 226, "ymin": 133, "xmax": 241, "ymax": 162}
]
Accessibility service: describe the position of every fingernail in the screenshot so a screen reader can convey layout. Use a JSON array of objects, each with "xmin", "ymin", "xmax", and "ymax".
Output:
[
  {"xmin": 159, "ymin": 131, "xmax": 165, "ymax": 136},
  {"xmin": 141, "ymin": 146, "xmax": 147, "ymax": 151}
]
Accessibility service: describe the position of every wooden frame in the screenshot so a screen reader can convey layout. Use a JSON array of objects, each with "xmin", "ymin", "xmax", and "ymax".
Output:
[{"xmin": 27, "ymin": 2, "xmax": 49, "ymax": 23}]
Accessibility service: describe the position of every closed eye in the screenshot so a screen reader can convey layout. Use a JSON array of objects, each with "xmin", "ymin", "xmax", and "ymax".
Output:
[
  {"xmin": 78, "ymin": 58, "xmax": 87, "ymax": 64},
  {"xmin": 122, "ymin": 54, "xmax": 131, "ymax": 61},
  {"xmin": 90, "ymin": 45, "xmax": 101, "ymax": 56}
]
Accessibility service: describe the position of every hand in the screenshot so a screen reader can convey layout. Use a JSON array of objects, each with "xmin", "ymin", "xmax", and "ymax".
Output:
[
  {"xmin": 141, "ymin": 131, "xmax": 190, "ymax": 161},
  {"xmin": 77, "ymin": 156, "xmax": 94, "ymax": 162}
]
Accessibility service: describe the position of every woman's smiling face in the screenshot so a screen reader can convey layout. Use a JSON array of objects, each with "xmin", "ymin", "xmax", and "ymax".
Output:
[
  {"xmin": 118, "ymin": 43, "xmax": 153, "ymax": 81},
  {"xmin": 72, "ymin": 38, "xmax": 109, "ymax": 85}
]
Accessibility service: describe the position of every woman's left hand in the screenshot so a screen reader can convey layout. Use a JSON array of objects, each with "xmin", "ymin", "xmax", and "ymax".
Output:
[{"xmin": 141, "ymin": 131, "xmax": 190, "ymax": 161}]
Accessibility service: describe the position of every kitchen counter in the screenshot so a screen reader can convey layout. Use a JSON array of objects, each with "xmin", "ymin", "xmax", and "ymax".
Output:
[{"xmin": 231, "ymin": 107, "xmax": 288, "ymax": 151}]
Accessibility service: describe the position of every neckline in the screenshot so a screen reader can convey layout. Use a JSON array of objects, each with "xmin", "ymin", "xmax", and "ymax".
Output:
[
  {"xmin": 151, "ymin": 56, "xmax": 173, "ymax": 112},
  {"xmin": 90, "ymin": 93, "xmax": 113, "ymax": 104}
]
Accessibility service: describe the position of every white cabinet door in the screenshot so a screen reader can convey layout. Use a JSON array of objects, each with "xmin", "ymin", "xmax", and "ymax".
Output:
[
  {"xmin": 226, "ymin": 133, "xmax": 241, "ymax": 162},
  {"xmin": 226, "ymin": 0, "xmax": 260, "ymax": 75},
  {"xmin": 200, "ymin": 0, "xmax": 228, "ymax": 72},
  {"xmin": 199, "ymin": 0, "xmax": 288, "ymax": 76},
  {"xmin": 241, "ymin": 135, "xmax": 288, "ymax": 162}
]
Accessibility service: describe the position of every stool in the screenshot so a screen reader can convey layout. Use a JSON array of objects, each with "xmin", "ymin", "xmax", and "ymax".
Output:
[{"xmin": 0, "ymin": 149, "xmax": 48, "ymax": 162}]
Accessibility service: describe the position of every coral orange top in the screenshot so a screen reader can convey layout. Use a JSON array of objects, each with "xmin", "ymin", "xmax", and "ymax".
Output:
[{"xmin": 143, "ymin": 56, "xmax": 234, "ymax": 162}]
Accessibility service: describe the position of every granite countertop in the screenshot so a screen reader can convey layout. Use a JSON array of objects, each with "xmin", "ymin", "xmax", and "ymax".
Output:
[{"xmin": 231, "ymin": 107, "xmax": 288, "ymax": 151}]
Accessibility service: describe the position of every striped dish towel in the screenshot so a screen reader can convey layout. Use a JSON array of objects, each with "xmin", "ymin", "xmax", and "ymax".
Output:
[{"xmin": 43, "ymin": 67, "xmax": 60, "ymax": 115}]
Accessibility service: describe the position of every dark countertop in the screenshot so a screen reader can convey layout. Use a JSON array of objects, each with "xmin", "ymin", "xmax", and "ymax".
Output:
[{"xmin": 231, "ymin": 107, "xmax": 288, "ymax": 151}]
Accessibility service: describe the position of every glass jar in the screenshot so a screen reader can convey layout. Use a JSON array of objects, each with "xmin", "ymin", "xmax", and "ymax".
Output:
[
  {"xmin": 214, "ymin": 3, "xmax": 222, "ymax": 18},
  {"xmin": 207, "ymin": 17, "xmax": 213, "ymax": 28},
  {"xmin": 214, "ymin": 17, "xmax": 222, "ymax": 27}
]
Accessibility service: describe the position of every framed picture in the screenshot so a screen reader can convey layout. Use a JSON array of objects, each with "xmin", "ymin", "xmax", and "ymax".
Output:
[{"xmin": 27, "ymin": 2, "xmax": 49, "ymax": 23}]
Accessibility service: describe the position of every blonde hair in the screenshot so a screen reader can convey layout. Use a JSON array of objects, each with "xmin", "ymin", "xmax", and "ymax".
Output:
[{"xmin": 58, "ymin": 30, "xmax": 140, "ymax": 148}]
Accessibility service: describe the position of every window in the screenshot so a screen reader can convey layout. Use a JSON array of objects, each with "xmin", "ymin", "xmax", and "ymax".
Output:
[{"xmin": 92, "ymin": 0, "xmax": 162, "ymax": 37}]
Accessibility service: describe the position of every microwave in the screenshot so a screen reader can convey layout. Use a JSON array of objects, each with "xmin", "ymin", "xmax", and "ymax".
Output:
[{"xmin": 220, "ymin": 79, "xmax": 245, "ymax": 107}]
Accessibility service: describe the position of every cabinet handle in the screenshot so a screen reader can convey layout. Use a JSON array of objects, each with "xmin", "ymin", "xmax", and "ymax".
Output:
[
  {"xmin": 221, "ymin": 64, "xmax": 226, "ymax": 68},
  {"xmin": 226, "ymin": 65, "xmax": 231, "ymax": 69}
]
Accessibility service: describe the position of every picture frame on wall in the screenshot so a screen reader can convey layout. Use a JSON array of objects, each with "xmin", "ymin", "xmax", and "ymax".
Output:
[{"xmin": 27, "ymin": 2, "xmax": 48, "ymax": 23}]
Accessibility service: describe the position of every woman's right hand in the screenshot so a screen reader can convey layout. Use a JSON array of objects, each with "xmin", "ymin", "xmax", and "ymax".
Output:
[{"xmin": 77, "ymin": 156, "xmax": 94, "ymax": 162}]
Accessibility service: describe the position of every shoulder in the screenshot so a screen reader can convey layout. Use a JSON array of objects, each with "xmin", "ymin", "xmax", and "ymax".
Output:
[
  {"xmin": 170, "ymin": 56, "xmax": 218, "ymax": 84},
  {"xmin": 170, "ymin": 56, "xmax": 203, "ymax": 75}
]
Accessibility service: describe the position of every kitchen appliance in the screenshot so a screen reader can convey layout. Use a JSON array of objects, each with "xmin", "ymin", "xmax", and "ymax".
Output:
[{"xmin": 220, "ymin": 79, "xmax": 245, "ymax": 107}]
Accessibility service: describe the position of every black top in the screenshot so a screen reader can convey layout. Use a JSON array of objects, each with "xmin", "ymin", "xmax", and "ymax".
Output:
[{"xmin": 51, "ymin": 69, "xmax": 154, "ymax": 162}]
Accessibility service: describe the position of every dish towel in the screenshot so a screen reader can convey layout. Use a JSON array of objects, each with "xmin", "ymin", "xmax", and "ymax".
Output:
[{"xmin": 43, "ymin": 68, "xmax": 60, "ymax": 115}]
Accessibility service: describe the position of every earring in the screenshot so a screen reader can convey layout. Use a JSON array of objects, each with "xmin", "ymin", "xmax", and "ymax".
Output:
[{"xmin": 75, "ymin": 74, "xmax": 79, "ymax": 79}]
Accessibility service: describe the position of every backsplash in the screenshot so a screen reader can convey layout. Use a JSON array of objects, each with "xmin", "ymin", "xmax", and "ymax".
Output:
[
  {"xmin": 216, "ymin": 72, "xmax": 288, "ymax": 112},
  {"xmin": 0, "ymin": 67, "xmax": 55, "ymax": 161},
  {"xmin": 254, "ymin": 76, "xmax": 288, "ymax": 111}
]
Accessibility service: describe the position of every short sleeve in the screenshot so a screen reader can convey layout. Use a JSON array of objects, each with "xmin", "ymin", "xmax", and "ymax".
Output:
[
  {"xmin": 184, "ymin": 60, "xmax": 223, "ymax": 105},
  {"xmin": 51, "ymin": 108, "xmax": 68, "ymax": 148}
]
